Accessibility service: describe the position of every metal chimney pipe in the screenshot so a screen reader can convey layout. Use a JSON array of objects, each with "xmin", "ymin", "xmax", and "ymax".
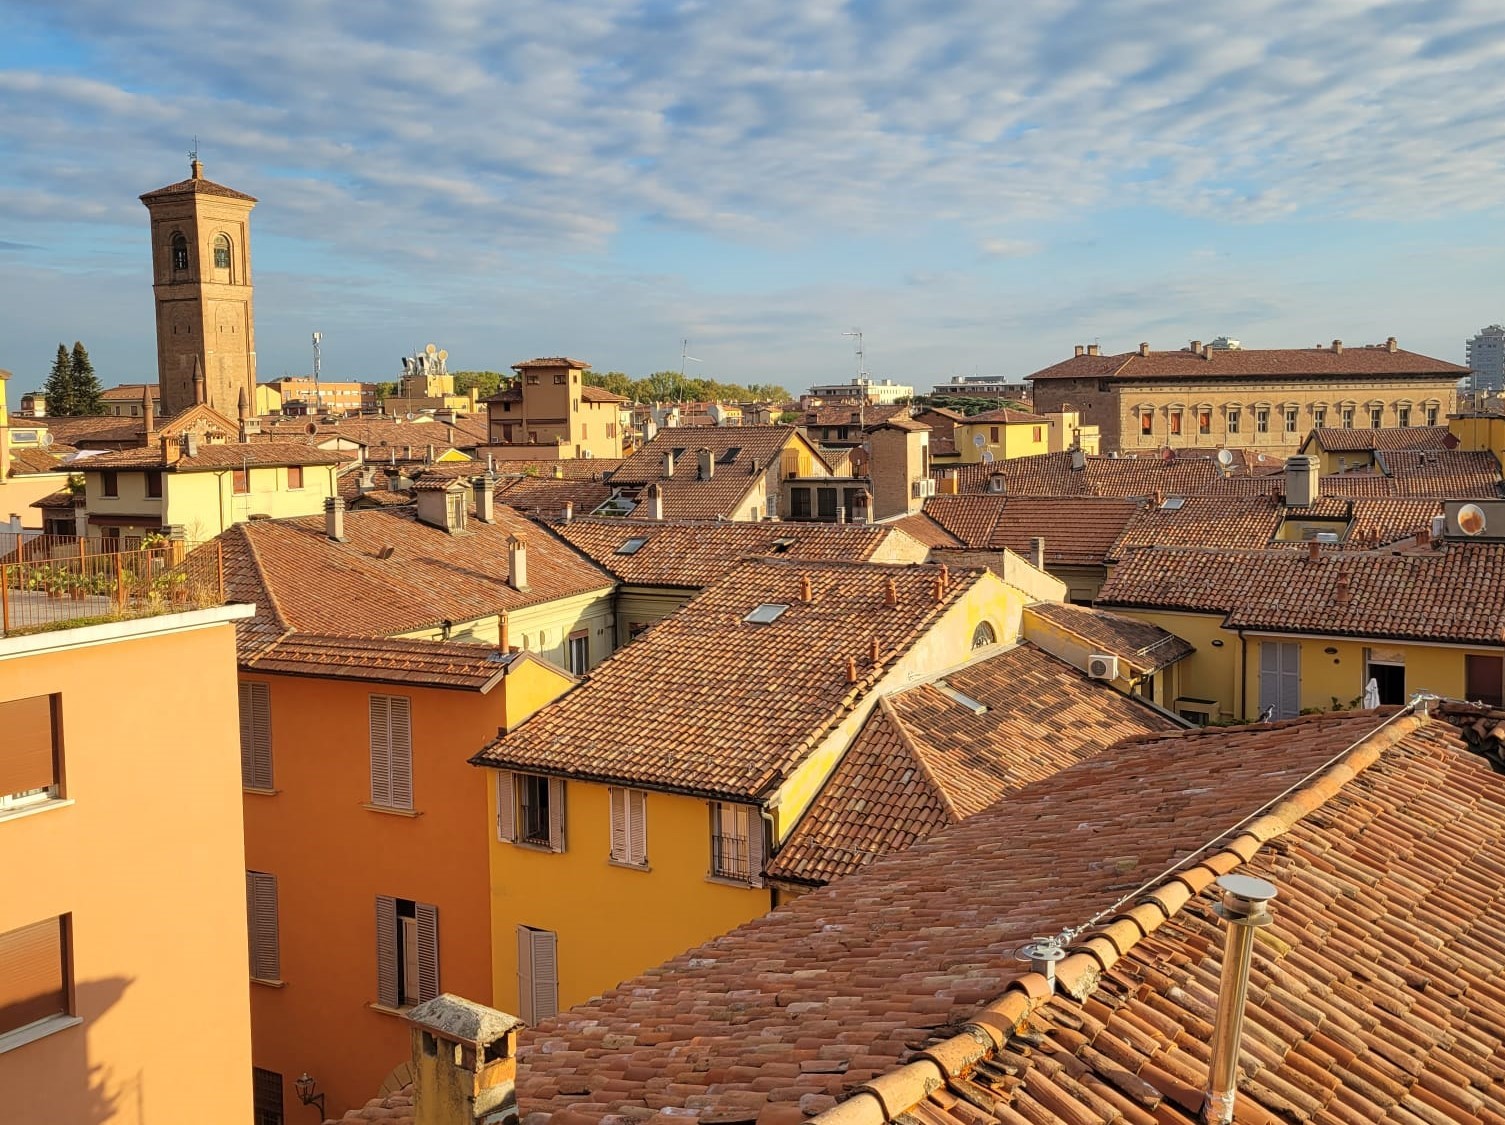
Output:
[{"xmin": 1203, "ymin": 874, "xmax": 1277, "ymax": 1125}]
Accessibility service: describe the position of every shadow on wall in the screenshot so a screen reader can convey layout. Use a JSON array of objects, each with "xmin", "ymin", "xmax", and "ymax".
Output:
[{"xmin": 7, "ymin": 975, "xmax": 134, "ymax": 1125}]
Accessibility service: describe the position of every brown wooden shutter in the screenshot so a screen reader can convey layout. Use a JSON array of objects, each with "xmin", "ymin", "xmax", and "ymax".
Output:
[
  {"xmin": 375, "ymin": 896, "xmax": 398, "ymax": 1008},
  {"xmin": 389, "ymin": 697, "xmax": 413, "ymax": 809},
  {"xmin": 608, "ymin": 787, "xmax": 628, "ymax": 862},
  {"xmin": 0, "ymin": 695, "xmax": 57, "ymax": 799},
  {"xmin": 497, "ymin": 772, "xmax": 515, "ymax": 841},
  {"xmin": 547, "ymin": 777, "xmax": 566, "ymax": 852},
  {"xmin": 0, "ymin": 916, "xmax": 66, "ymax": 1035},
  {"xmin": 415, "ymin": 902, "xmax": 439, "ymax": 1002},
  {"xmin": 628, "ymin": 789, "xmax": 647, "ymax": 866},
  {"xmin": 245, "ymin": 871, "xmax": 280, "ymax": 981},
  {"xmin": 240, "ymin": 683, "xmax": 272, "ymax": 789},
  {"xmin": 369, "ymin": 696, "xmax": 391, "ymax": 806}
]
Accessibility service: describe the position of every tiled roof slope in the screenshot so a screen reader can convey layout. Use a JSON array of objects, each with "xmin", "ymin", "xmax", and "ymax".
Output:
[
  {"xmin": 262, "ymin": 415, "xmax": 491, "ymax": 451},
  {"xmin": 245, "ymin": 634, "xmax": 521, "ymax": 690},
  {"xmin": 494, "ymin": 477, "xmax": 612, "ymax": 516},
  {"xmin": 885, "ymin": 513, "xmax": 963, "ymax": 549},
  {"xmin": 961, "ymin": 407, "xmax": 1050, "ymax": 424},
  {"xmin": 139, "ymin": 171, "xmax": 256, "ymax": 202},
  {"xmin": 7, "ymin": 448, "xmax": 65, "ymax": 475},
  {"xmin": 923, "ymin": 495, "xmax": 1142, "ymax": 565},
  {"xmin": 38, "ymin": 416, "xmax": 146, "ymax": 450},
  {"xmin": 553, "ymin": 519, "xmax": 921, "ymax": 588},
  {"xmin": 418, "ymin": 459, "xmax": 620, "ymax": 481},
  {"xmin": 765, "ymin": 643, "xmax": 1176, "ymax": 886},
  {"xmin": 608, "ymin": 426, "xmax": 825, "ymax": 521},
  {"xmin": 215, "ymin": 502, "xmax": 614, "ymax": 661},
  {"xmin": 512, "ymin": 710, "xmax": 1452, "ymax": 1119},
  {"xmin": 80, "ymin": 442, "xmax": 352, "ymax": 470},
  {"xmin": 1099, "ymin": 541, "xmax": 1505, "ymax": 644},
  {"xmin": 1307, "ymin": 424, "xmax": 1455, "ymax": 451},
  {"xmin": 803, "ymin": 404, "xmax": 910, "ymax": 427},
  {"xmin": 941, "ymin": 453, "xmax": 1224, "ymax": 499},
  {"xmin": 1024, "ymin": 601, "xmax": 1194, "ymax": 670},
  {"xmin": 471, "ymin": 560, "xmax": 984, "ymax": 800},
  {"xmin": 1027, "ymin": 345, "xmax": 1469, "ymax": 381}
]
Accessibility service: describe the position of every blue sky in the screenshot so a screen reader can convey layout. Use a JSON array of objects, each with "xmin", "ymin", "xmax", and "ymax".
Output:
[{"xmin": 2, "ymin": 0, "xmax": 1503, "ymax": 392}]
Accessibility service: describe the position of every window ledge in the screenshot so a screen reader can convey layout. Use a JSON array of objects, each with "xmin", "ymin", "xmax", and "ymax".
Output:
[
  {"xmin": 508, "ymin": 839, "xmax": 564, "ymax": 853},
  {"xmin": 0, "ymin": 1014, "xmax": 82, "ymax": 1056},
  {"xmin": 367, "ymin": 1001, "xmax": 415, "ymax": 1020},
  {"xmin": 251, "ymin": 976, "xmax": 286, "ymax": 989},
  {"xmin": 608, "ymin": 858, "xmax": 651, "ymax": 872},
  {"xmin": 0, "ymin": 798, "xmax": 74, "ymax": 826},
  {"xmin": 705, "ymin": 873, "xmax": 763, "ymax": 890},
  {"xmin": 243, "ymin": 786, "xmax": 280, "ymax": 797},
  {"xmin": 362, "ymin": 803, "xmax": 421, "ymax": 818}
]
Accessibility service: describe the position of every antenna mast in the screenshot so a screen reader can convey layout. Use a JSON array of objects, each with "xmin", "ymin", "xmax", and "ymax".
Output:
[
  {"xmin": 841, "ymin": 328, "xmax": 867, "ymax": 426},
  {"xmin": 311, "ymin": 331, "xmax": 323, "ymax": 413},
  {"xmin": 678, "ymin": 338, "xmax": 701, "ymax": 405}
]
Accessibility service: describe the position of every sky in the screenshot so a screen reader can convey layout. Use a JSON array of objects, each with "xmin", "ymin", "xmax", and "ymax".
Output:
[{"xmin": 2, "ymin": 1, "xmax": 1504, "ymax": 393}]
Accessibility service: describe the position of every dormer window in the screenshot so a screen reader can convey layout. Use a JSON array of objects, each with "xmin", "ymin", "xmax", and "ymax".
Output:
[{"xmin": 171, "ymin": 234, "xmax": 188, "ymax": 271}]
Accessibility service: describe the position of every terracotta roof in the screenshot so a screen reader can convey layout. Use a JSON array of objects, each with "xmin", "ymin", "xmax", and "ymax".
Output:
[
  {"xmin": 1306, "ymin": 424, "xmax": 1455, "ymax": 452},
  {"xmin": 924, "ymin": 494, "xmax": 1143, "ymax": 566},
  {"xmin": 495, "ymin": 477, "xmax": 612, "ymax": 516},
  {"xmin": 79, "ymin": 442, "xmax": 352, "ymax": 471},
  {"xmin": 30, "ymin": 489, "xmax": 77, "ymax": 510},
  {"xmin": 261, "ymin": 415, "xmax": 490, "ymax": 452},
  {"xmin": 1024, "ymin": 601, "xmax": 1195, "ymax": 670},
  {"xmin": 765, "ymin": 643, "xmax": 1177, "ymax": 886},
  {"xmin": 348, "ymin": 488, "xmax": 415, "ymax": 508},
  {"xmin": 1098, "ymin": 541, "xmax": 1505, "ymax": 645},
  {"xmin": 960, "ymin": 407, "xmax": 1050, "ymax": 424},
  {"xmin": 37, "ymin": 416, "xmax": 145, "ymax": 450},
  {"xmin": 139, "ymin": 170, "xmax": 257, "ymax": 203},
  {"xmin": 423, "ymin": 459, "xmax": 620, "ymax": 481},
  {"xmin": 471, "ymin": 560, "xmax": 985, "ymax": 800},
  {"xmin": 513, "ymin": 709, "xmax": 1493, "ymax": 1121},
  {"xmin": 803, "ymin": 405, "xmax": 911, "ymax": 428},
  {"xmin": 513, "ymin": 357, "xmax": 591, "ymax": 370},
  {"xmin": 100, "ymin": 383, "xmax": 159, "ymax": 401},
  {"xmin": 609, "ymin": 427, "xmax": 824, "ymax": 521},
  {"xmin": 885, "ymin": 513, "xmax": 963, "ymax": 549},
  {"xmin": 1026, "ymin": 344, "xmax": 1469, "ymax": 381},
  {"xmin": 214, "ymin": 502, "xmax": 614, "ymax": 662},
  {"xmin": 245, "ymin": 633, "xmax": 525, "ymax": 690},
  {"xmin": 580, "ymin": 385, "xmax": 628, "ymax": 404},
  {"xmin": 866, "ymin": 415, "xmax": 928, "ymax": 433},
  {"xmin": 941, "ymin": 452, "xmax": 1225, "ymax": 499},
  {"xmin": 553, "ymin": 519, "xmax": 924, "ymax": 588},
  {"xmin": 6, "ymin": 448, "xmax": 65, "ymax": 475}
]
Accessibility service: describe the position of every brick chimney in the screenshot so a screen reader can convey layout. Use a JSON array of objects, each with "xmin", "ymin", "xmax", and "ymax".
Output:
[
  {"xmin": 507, "ymin": 534, "xmax": 529, "ymax": 592},
  {"xmin": 1139, "ymin": 341, "xmax": 1150, "ymax": 357},
  {"xmin": 324, "ymin": 496, "xmax": 347, "ymax": 542},
  {"xmin": 1332, "ymin": 339, "xmax": 1343, "ymax": 354},
  {"xmin": 473, "ymin": 474, "xmax": 496, "ymax": 523},
  {"xmin": 1190, "ymin": 340, "xmax": 1203, "ymax": 356},
  {"xmin": 697, "ymin": 448, "xmax": 714, "ymax": 480},
  {"xmin": 1074, "ymin": 345, "xmax": 1085, "ymax": 357},
  {"xmin": 1334, "ymin": 569, "xmax": 1352, "ymax": 606},
  {"xmin": 1386, "ymin": 336, "xmax": 1398, "ymax": 353},
  {"xmin": 407, "ymin": 994, "xmax": 522, "ymax": 1125},
  {"xmin": 161, "ymin": 433, "xmax": 181, "ymax": 466}
]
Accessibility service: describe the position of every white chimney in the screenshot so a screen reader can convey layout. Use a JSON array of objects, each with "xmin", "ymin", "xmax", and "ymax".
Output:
[
  {"xmin": 1138, "ymin": 341, "xmax": 1150, "ymax": 356},
  {"xmin": 1031, "ymin": 537, "xmax": 1045, "ymax": 570},
  {"xmin": 645, "ymin": 482, "xmax": 664, "ymax": 521},
  {"xmin": 1070, "ymin": 448, "xmax": 1086, "ymax": 471},
  {"xmin": 562, "ymin": 501, "xmax": 574, "ymax": 524},
  {"xmin": 1285, "ymin": 455, "xmax": 1319, "ymax": 508},
  {"xmin": 473, "ymin": 474, "xmax": 496, "ymax": 523},
  {"xmin": 507, "ymin": 534, "xmax": 529, "ymax": 592},
  {"xmin": 1203, "ymin": 875, "xmax": 1277, "ymax": 1124},
  {"xmin": 697, "ymin": 448, "xmax": 714, "ymax": 480},
  {"xmin": 1332, "ymin": 338, "xmax": 1343, "ymax": 354},
  {"xmin": 324, "ymin": 496, "xmax": 347, "ymax": 542},
  {"xmin": 662, "ymin": 450, "xmax": 676, "ymax": 478}
]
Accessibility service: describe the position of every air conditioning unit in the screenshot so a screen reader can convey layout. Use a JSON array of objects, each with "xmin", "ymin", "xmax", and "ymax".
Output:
[
  {"xmin": 1087, "ymin": 654, "xmax": 1119, "ymax": 680},
  {"xmin": 912, "ymin": 478, "xmax": 936, "ymax": 499}
]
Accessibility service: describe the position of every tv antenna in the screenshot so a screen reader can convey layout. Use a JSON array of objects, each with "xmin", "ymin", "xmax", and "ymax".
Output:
[
  {"xmin": 311, "ymin": 332, "xmax": 323, "ymax": 411},
  {"xmin": 678, "ymin": 338, "xmax": 701, "ymax": 403},
  {"xmin": 841, "ymin": 328, "xmax": 867, "ymax": 382}
]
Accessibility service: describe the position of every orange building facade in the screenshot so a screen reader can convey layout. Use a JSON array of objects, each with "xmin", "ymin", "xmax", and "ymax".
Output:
[
  {"xmin": 0, "ymin": 606, "xmax": 255, "ymax": 1125},
  {"xmin": 240, "ymin": 652, "xmax": 574, "ymax": 1121}
]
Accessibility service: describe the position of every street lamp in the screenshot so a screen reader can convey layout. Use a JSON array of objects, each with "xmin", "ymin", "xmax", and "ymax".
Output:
[{"xmin": 294, "ymin": 1073, "xmax": 326, "ymax": 1117}]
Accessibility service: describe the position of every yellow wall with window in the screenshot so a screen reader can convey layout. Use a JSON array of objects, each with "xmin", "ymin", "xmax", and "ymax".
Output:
[
  {"xmin": 164, "ymin": 465, "xmax": 342, "ymax": 540},
  {"xmin": 952, "ymin": 419, "xmax": 1051, "ymax": 464}
]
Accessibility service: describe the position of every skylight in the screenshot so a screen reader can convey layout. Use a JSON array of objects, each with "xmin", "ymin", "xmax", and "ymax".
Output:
[
  {"xmin": 1160, "ymin": 496, "xmax": 1186, "ymax": 510},
  {"xmin": 936, "ymin": 681, "xmax": 989, "ymax": 715},
  {"xmin": 616, "ymin": 537, "xmax": 650, "ymax": 555},
  {"xmin": 744, "ymin": 603, "xmax": 790, "ymax": 624}
]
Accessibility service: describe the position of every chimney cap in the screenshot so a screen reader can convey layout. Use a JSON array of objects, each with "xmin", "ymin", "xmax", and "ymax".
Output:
[{"xmin": 405, "ymin": 994, "xmax": 524, "ymax": 1045}]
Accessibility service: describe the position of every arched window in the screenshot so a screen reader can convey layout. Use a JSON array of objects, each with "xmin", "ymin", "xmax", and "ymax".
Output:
[
  {"xmin": 171, "ymin": 233, "xmax": 188, "ymax": 271},
  {"xmin": 213, "ymin": 234, "xmax": 232, "ymax": 271},
  {"xmin": 971, "ymin": 621, "xmax": 997, "ymax": 649}
]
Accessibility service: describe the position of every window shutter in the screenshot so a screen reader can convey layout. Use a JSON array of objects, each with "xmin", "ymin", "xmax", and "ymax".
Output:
[
  {"xmin": 389, "ymin": 696, "xmax": 413, "ymax": 809},
  {"xmin": 375, "ymin": 896, "xmax": 399, "ymax": 1008},
  {"xmin": 1279, "ymin": 643, "xmax": 1301, "ymax": 720},
  {"xmin": 530, "ymin": 928, "xmax": 558, "ymax": 1024},
  {"xmin": 516, "ymin": 925, "xmax": 534, "ymax": 1024},
  {"xmin": 240, "ymin": 683, "xmax": 272, "ymax": 789},
  {"xmin": 609, "ymin": 787, "xmax": 627, "ymax": 862},
  {"xmin": 246, "ymin": 871, "xmax": 280, "ymax": 981},
  {"xmin": 369, "ymin": 696, "xmax": 391, "ymax": 806},
  {"xmin": 497, "ymin": 772, "xmax": 515, "ymax": 841},
  {"xmin": 628, "ymin": 789, "xmax": 647, "ymax": 866},
  {"xmin": 548, "ymin": 777, "xmax": 566, "ymax": 852},
  {"xmin": 415, "ymin": 903, "xmax": 439, "ymax": 1003},
  {"xmin": 0, "ymin": 695, "xmax": 56, "ymax": 799},
  {"xmin": 238, "ymin": 683, "xmax": 255, "ymax": 786},
  {"xmin": 0, "ymin": 917, "xmax": 66, "ymax": 1035},
  {"xmin": 747, "ymin": 808, "xmax": 766, "ymax": 888}
]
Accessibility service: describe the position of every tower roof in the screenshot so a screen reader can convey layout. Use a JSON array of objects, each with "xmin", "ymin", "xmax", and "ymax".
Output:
[{"xmin": 140, "ymin": 159, "xmax": 257, "ymax": 205}]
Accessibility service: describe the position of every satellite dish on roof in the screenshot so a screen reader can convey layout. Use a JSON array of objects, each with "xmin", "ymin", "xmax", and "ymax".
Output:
[
  {"xmin": 1457, "ymin": 502, "xmax": 1488, "ymax": 536},
  {"xmin": 39, "ymin": 431, "xmax": 53, "ymax": 448},
  {"xmin": 405, "ymin": 412, "xmax": 415, "ymax": 421},
  {"xmin": 425, "ymin": 343, "xmax": 438, "ymax": 356},
  {"xmin": 981, "ymin": 450, "xmax": 995, "ymax": 463},
  {"xmin": 1216, "ymin": 448, "xmax": 1233, "ymax": 466},
  {"xmin": 437, "ymin": 349, "xmax": 448, "ymax": 361},
  {"xmin": 305, "ymin": 422, "xmax": 318, "ymax": 435},
  {"xmin": 973, "ymin": 433, "xmax": 986, "ymax": 448}
]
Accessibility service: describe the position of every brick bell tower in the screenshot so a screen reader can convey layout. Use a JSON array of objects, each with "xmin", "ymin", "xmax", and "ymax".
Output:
[{"xmin": 140, "ymin": 154, "xmax": 258, "ymax": 418}]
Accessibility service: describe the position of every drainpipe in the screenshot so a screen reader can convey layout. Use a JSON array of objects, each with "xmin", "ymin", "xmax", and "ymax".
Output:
[
  {"xmin": 1236, "ymin": 629, "xmax": 1247, "ymax": 720},
  {"xmin": 1203, "ymin": 874, "xmax": 1277, "ymax": 1124}
]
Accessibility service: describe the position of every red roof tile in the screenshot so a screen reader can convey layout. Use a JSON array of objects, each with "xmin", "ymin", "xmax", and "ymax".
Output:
[
  {"xmin": 609, "ymin": 427, "xmax": 827, "ymax": 521},
  {"xmin": 1023, "ymin": 602, "xmax": 1194, "ymax": 670},
  {"xmin": 139, "ymin": 170, "xmax": 257, "ymax": 203},
  {"xmin": 1306, "ymin": 424, "xmax": 1455, "ymax": 451},
  {"xmin": 1027, "ymin": 345, "xmax": 1469, "ymax": 381},
  {"xmin": 245, "ymin": 633, "xmax": 527, "ymax": 690},
  {"xmin": 924, "ymin": 495, "xmax": 1143, "ymax": 565}
]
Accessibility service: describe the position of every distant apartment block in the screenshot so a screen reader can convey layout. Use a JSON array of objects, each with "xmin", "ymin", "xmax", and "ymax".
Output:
[
  {"xmin": 265, "ymin": 376, "xmax": 377, "ymax": 414},
  {"xmin": 1467, "ymin": 324, "xmax": 1505, "ymax": 395},
  {"xmin": 929, "ymin": 375, "xmax": 1030, "ymax": 400},
  {"xmin": 806, "ymin": 377, "xmax": 914, "ymax": 404}
]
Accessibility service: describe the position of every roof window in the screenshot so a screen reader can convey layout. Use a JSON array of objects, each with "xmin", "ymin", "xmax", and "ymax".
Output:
[
  {"xmin": 936, "ymin": 681, "xmax": 988, "ymax": 715},
  {"xmin": 744, "ymin": 603, "xmax": 790, "ymax": 624},
  {"xmin": 616, "ymin": 537, "xmax": 650, "ymax": 555},
  {"xmin": 1160, "ymin": 496, "xmax": 1185, "ymax": 510}
]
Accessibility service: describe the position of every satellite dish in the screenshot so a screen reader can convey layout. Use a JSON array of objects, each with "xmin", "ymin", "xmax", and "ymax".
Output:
[
  {"xmin": 1457, "ymin": 502, "xmax": 1487, "ymax": 536},
  {"xmin": 425, "ymin": 343, "xmax": 438, "ymax": 356},
  {"xmin": 981, "ymin": 450, "xmax": 995, "ymax": 463},
  {"xmin": 405, "ymin": 412, "xmax": 415, "ymax": 421},
  {"xmin": 305, "ymin": 422, "xmax": 318, "ymax": 435},
  {"xmin": 437, "ymin": 349, "xmax": 448, "ymax": 361},
  {"xmin": 39, "ymin": 431, "xmax": 53, "ymax": 449},
  {"xmin": 1216, "ymin": 448, "xmax": 1233, "ymax": 466},
  {"xmin": 973, "ymin": 433, "xmax": 987, "ymax": 448}
]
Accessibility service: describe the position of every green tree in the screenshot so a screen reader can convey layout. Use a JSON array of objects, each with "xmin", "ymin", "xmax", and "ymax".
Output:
[
  {"xmin": 43, "ymin": 344, "xmax": 74, "ymax": 415},
  {"xmin": 69, "ymin": 342, "xmax": 106, "ymax": 415},
  {"xmin": 584, "ymin": 370, "xmax": 635, "ymax": 399},
  {"xmin": 451, "ymin": 370, "xmax": 505, "ymax": 399}
]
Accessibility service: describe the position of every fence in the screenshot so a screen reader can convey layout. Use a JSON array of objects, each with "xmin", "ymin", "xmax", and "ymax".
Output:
[
  {"xmin": 0, "ymin": 540, "xmax": 224, "ymax": 636},
  {"xmin": 0, "ymin": 531, "xmax": 157, "ymax": 564}
]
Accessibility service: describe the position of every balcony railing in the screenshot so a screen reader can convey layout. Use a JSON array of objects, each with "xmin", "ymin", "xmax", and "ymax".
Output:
[{"xmin": 0, "ymin": 540, "xmax": 224, "ymax": 636}]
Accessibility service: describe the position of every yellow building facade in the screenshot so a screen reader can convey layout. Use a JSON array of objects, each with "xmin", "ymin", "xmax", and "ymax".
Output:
[{"xmin": 952, "ymin": 409, "xmax": 1052, "ymax": 463}]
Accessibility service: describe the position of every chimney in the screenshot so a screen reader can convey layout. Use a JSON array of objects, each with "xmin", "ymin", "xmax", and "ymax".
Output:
[
  {"xmin": 1139, "ymin": 341, "xmax": 1150, "ymax": 357},
  {"xmin": 191, "ymin": 157, "xmax": 204, "ymax": 181},
  {"xmin": 507, "ymin": 535, "xmax": 529, "ymax": 592},
  {"xmin": 1332, "ymin": 338, "xmax": 1343, "ymax": 354},
  {"xmin": 883, "ymin": 577, "xmax": 898, "ymax": 607},
  {"xmin": 1070, "ymin": 448, "xmax": 1086, "ymax": 471},
  {"xmin": 645, "ymin": 482, "xmax": 664, "ymax": 520},
  {"xmin": 473, "ymin": 474, "xmax": 496, "ymax": 523},
  {"xmin": 1307, "ymin": 539, "xmax": 1320, "ymax": 563},
  {"xmin": 1074, "ymin": 345, "xmax": 1085, "ymax": 358},
  {"xmin": 1031, "ymin": 536, "xmax": 1045, "ymax": 570},
  {"xmin": 1335, "ymin": 570, "xmax": 1352, "ymax": 606},
  {"xmin": 1415, "ymin": 526, "xmax": 1430, "ymax": 548},
  {"xmin": 161, "ymin": 434, "xmax": 181, "ymax": 466},
  {"xmin": 697, "ymin": 448, "xmax": 714, "ymax": 480},
  {"xmin": 324, "ymin": 496, "xmax": 347, "ymax": 542},
  {"xmin": 662, "ymin": 450, "xmax": 676, "ymax": 478},
  {"xmin": 142, "ymin": 386, "xmax": 156, "ymax": 436},
  {"xmin": 1086, "ymin": 343, "xmax": 1100, "ymax": 356},
  {"xmin": 1284, "ymin": 455, "xmax": 1319, "ymax": 508},
  {"xmin": 1202, "ymin": 875, "xmax": 1277, "ymax": 1125},
  {"xmin": 1386, "ymin": 336, "xmax": 1398, "ymax": 353},
  {"xmin": 562, "ymin": 501, "xmax": 574, "ymax": 524},
  {"xmin": 800, "ymin": 575, "xmax": 813, "ymax": 603},
  {"xmin": 552, "ymin": 464, "xmax": 564, "ymax": 480},
  {"xmin": 844, "ymin": 655, "xmax": 858, "ymax": 684},
  {"xmin": 183, "ymin": 432, "xmax": 200, "ymax": 459},
  {"xmin": 192, "ymin": 356, "xmax": 206, "ymax": 405},
  {"xmin": 852, "ymin": 489, "xmax": 871, "ymax": 524},
  {"xmin": 1190, "ymin": 340, "xmax": 1203, "ymax": 355},
  {"xmin": 407, "ymin": 994, "xmax": 523, "ymax": 1125},
  {"xmin": 869, "ymin": 636, "xmax": 880, "ymax": 664}
]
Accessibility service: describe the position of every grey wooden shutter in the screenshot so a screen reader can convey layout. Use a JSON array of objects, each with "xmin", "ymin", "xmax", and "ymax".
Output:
[
  {"xmin": 246, "ymin": 871, "xmax": 280, "ymax": 981},
  {"xmin": 609, "ymin": 787, "xmax": 628, "ymax": 862},
  {"xmin": 389, "ymin": 696, "xmax": 413, "ymax": 809},
  {"xmin": 1259, "ymin": 642, "xmax": 1279, "ymax": 717},
  {"xmin": 628, "ymin": 789, "xmax": 647, "ymax": 866},
  {"xmin": 238, "ymin": 683, "xmax": 255, "ymax": 787},
  {"xmin": 516, "ymin": 925, "xmax": 534, "ymax": 1023},
  {"xmin": 369, "ymin": 696, "xmax": 391, "ymax": 806},
  {"xmin": 1279, "ymin": 643, "xmax": 1300, "ymax": 719},
  {"xmin": 548, "ymin": 777, "xmax": 566, "ymax": 852},
  {"xmin": 240, "ymin": 683, "xmax": 272, "ymax": 789},
  {"xmin": 375, "ymin": 895, "xmax": 399, "ymax": 1008},
  {"xmin": 747, "ymin": 807, "xmax": 766, "ymax": 887},
  {"xmin": 530, "ymin": 928, "xmax": 558, "ymax": 1023},
  {"xmin": 415, "ymin": 902, "xmax": 439, "ymax": 1002},
  {"xmin": 497, "ymin": 772, "xmax": 516, "ymax": 841}
]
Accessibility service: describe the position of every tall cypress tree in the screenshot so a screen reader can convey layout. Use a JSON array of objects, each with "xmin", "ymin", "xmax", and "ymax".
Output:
[
  {"xmin": 43, "ymin": 343, "xmax": 74, "ymax": 416},
  {"xmin": 69, "ymin": 341, "xmax": 106, "ymax": 416}
]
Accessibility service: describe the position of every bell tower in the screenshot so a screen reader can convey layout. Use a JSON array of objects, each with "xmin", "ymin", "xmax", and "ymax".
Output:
[{"xmin": 141, "ymin": 155, "xmax": 258, "ymax": 418}]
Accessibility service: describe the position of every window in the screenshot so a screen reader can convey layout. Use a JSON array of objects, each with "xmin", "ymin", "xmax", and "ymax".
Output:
[
  {"xmin": 526, "ymin": 374, "xmax": 540, "ymax": 385},
  {"xmin": 146, "ymin": 471, "xmax": 163, "ymax": 499},
  {"xmin": 1370, "ymin": 406, "xmax": 1383, "ymax": 429},
  {"xmin": 1256, "ymin": 408, "xmax": 1269, "ymax": 434},
  {"xmin": 0, "ymin": 694, "xmax": 61, "ymax": 812},
  {"xmin": 1033, "ymin": 426, "xmax": 1043, "ymax": 442},
  {"xmin": 246, "ymin": 871, "xmax": 280, "ymax": 982},
  {"xmin": 101, "ymin": 471, "xmax": 118, "ymax": 498},
  {"xmin": 581, "ymin": 423, "xmax": 588, "ymax": 439},
  {"xmin": 744, "ymin": 603, "xmax": 789, "ymax": 624},
  {"xmin": 709, "ymin": 801, "xmax": 764, "ymax": 884},
  {"xmin": 1426, "ymin": 405, "xmax": 1439, "ymax": 426},
  {"xmin": 369, "ymin": 695, "xmax": 413, "ymax": 810},
  {"xmin": 171, "ymin": 233, "xmax": 188, "ymax": 271},
  {"xmin": 1284, "ymin": 408, "xmax": 1298, "ymax": 434},
  {"xmin": 516, "ymin": 926, "xmax": 558, "ymax": 1025},
  {"xmin": 791, "ymin": 487, "xmax": 811, "ymax": 519},
  {"xmin": 375, "ymin": 896, "xmax": 438, "ymax": 1009},
  {"xmin": 1198, "ymin": 410, "xmax": 1211, "ymax": 435},
  {"xmin": 1342, "ymin": 407, "xmax": 1355, "ymax": 429},
  {"xmin": 213, "ymin": 234, "xmax": 232, "ymax": 270},
  {"xmin": 238, "ymin": 682, "xmax": 272, "ymax": 790},
  {"xmin": 1364, "ymin": 648, "xmax": 1406, "ymax": 706},
  {"xmin": 0, "ymin": 915, "xmax": 71, "ymax": 1040},
  {"xmin": 1466, "ymin": 654, "xmax": 1504, "ymax": 707},
  {"xmin": 1398, "ymin": 406, "xmax": 1411, "ymax": 427},
  {"xmin": 616, "ymin": 537, "xmax": 649, "ymax": 555},
  {"xmin": 1168, "ymin": 410, "xmax": 1182, "ymax": 436},
  {"xmin": 553, "ymin": 373, "xmax": 567, "ymax": 384},
  {"xmin": 253, "ymin": 1068, "xmax": 284, "ymax": 1125},
  {"xmin": 609, "ymin": 787, "xmax": 648, "ymax": 867},
  {"xmin": 1258, "ymin": 641, "xmax": 1300, "ymax": 719},
  {"xmin": 1140, "ymin": 412, "xmax": 1152, "ymax": 436},
  {"xmin": 971, "ymin": 621, "xmax": 997, "ymax": 649},
  {"xmin": 989, "ymin": 426, "xmax": 1000, "ymax": 442},
  {"xmin": 496, "ymin": 771, "xmax": 565, "ymax": 851},
  {"xmin": 286, "ymin": 465, "xmax": 303, "ymax": 489},
  {"xmin": 232, "ymin": 469, "xmax": 250, "ymax": 494},
  {"xmin": 817, "ymin": 488, "xmax": 838, "ymax": 521},
  {"xmin": 567, "ymin": 630, "xmax": 589, "ymax": 674},
  {"xmin": 1313, "ymin": 407, "xmax": 1326, "ymax": 428},
  {"xmin": 1227, "ymin": 409, "xmax": 1240, "ymax": 434}
]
